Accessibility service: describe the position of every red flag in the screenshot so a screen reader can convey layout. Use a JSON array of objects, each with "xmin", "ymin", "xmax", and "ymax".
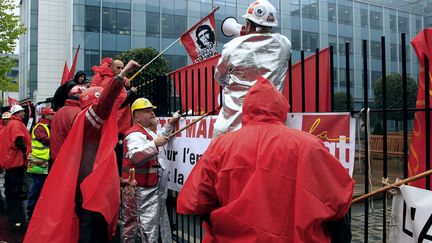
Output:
[
  {"xmin": 24, "ymin": 109, "xmax": 120, "ymax": 242},
  {"xmin": 67, "ymin": 45, "xmax": 81, "ymax": 81},
  {"xmin": 283, "ymin": 47, "xmax": 331, "ymax": 112},
  {"xmin": 408, "ymin": 28, "xmax": 432, "ymax": 189},
  {"xmin": 26, "ymin": 100, "xmax": 32, "ymax": 118},
  {"xmin": 8, "ymin": 96, "xmax": 19, "ymax": 108},
  {"xmin": 61, "ymin": 61, "xmax": 70, "ymax": 85},
  {"xmin": 169, "ymin": 54, "xmax": 222, "ymax": 113},
  {"xmin": 181, "ymin": 9, "xmax": 219, "ymax": 63}
]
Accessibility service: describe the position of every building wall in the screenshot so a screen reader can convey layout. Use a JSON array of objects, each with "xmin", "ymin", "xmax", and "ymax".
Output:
[
  {"xmin": 20, "ymin": 0, "xmax": 427, "ymax": 102},
  {"xmin": 37, "ymin": 0, "xmax": 73, "ymax": 101}
]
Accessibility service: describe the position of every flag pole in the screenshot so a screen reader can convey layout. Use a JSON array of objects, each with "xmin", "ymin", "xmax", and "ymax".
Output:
[
  {"xmin": 129, "ymin": 37, "xmax": 181, "ymax": 82},
  {"xmin": 128, "ymin": 6, "xmax": 220, "ymax": 82},
  {"xmin": 352, "ymin": 169, "xmax": 432, "ymax": 204},
  {"xmin": 168, "ymin": 112, "xmax": 212, "ymax": 139}
]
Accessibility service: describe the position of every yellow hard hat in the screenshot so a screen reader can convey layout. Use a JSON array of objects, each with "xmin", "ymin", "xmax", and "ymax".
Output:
[{"xmin": 131, "ymin": 98, "xmax": 157, "ymax": 113}]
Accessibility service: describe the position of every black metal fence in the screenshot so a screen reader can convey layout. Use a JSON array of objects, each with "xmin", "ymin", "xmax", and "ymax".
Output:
[{"xmin": 137, "ymin": 33, "xmax": 431, "ymax": 243}]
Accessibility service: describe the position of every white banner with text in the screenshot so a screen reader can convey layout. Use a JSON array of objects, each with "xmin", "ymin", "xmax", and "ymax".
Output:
[
  {"xmin": 159, "ymin": 112, "xmax": 356, "ymax": 192},
  {"xmin": 390, "ymin": 185, "xmax": 432, "ymax": 243}
]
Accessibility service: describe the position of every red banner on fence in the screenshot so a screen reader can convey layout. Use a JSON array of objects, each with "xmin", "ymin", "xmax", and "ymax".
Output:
[
  {"xmin": 408, "ymin": 28, "xmax": 432, "ymax": 189},
  {"xmin": 170, "ymin": 47, "xmax": 331, "ymax": 114},
  {"xmin": 283, "ymin": 47, "xmax": 331, "ymax": 112},
  {"xmin": 169, "ymin": 54, "xmax": 221, "ymax": 114}
]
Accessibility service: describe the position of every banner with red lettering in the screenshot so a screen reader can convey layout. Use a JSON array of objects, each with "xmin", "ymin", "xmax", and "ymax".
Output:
[
  {"xmin": 169, "ymin": 54, "xmax": 221, "ymax": 114},
  {"xmin": 159, "ymin": 112, "xmax": 355, "ymax": 191},
  {"xmin": 180, "ymin": 9, "xmax": 219, "ymax": 63},
  {"xmin": 283, "ymin": 47, "xmax": 331, "ymax": 112},
  {"xmin": 408, "ymin": 29, "xmax": 432, "ymax": 189}
]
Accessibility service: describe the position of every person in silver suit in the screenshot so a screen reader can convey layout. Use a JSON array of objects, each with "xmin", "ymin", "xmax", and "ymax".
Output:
[{"xmin": 213, "ymin": 0, "xmax": 292, "ymax": 138}]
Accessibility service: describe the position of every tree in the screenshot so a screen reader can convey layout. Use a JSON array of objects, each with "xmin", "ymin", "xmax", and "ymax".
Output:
[
  {"xmin": 116, "ymin": 48, "xmax": 170, "ymax": 84},
  {"xmin": 0, "ymin": 0, "xmax": 26, "ymax": 92},
  {"xmin": 333, "ymin": 91, "xmax": 353, "ymax": 112},
  {"xmin": 374, "ymin": 73, "xmax": 418, "ymax": 130},
  {"xmin": 116, "ymin": 48, "xmax": 171, "ymax": 115}
]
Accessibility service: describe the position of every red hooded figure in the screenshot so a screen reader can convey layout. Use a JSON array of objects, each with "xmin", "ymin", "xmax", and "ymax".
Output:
[
  {"xmin": 24, "ymin": 60, "xmax": 141, "ymax": 242},
  {"xmin": 177, "ymin": 76, "xmax": 354, "ymax": 242},
  {"xmin": 0, "ymin": 111, "xmax": 31, "ymax": 169},
  {"xmin": 91, "ymin": 58, "xmax": 134, "ymax": 134}
]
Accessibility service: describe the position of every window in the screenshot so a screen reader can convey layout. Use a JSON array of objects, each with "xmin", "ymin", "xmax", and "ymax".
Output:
[
  {"xmin": 370, "ymin": 11, "xmax": 382, "ymax": 30},
  {"xmin": 338, "ymin": 37, "xmax": 353, "ymax": 55},
  {"xmin": 328, "ymin": 3, "xmax": 336, "ymax": 22},
  {"xmin": 291, "ymin": 0, "xmax": 300, "ymax": 17},
  {"xmin": 391, "ymin": 43, "xmax": 397, "ymax": 61},
  {"xmin": 102, "ymin": 7, "xmax": 116, "ymax": 33},
  {"xmin": 84, "ymin": 49, "xmax": 100, "ymax": 75},
  {"xmin": 389, "ymin": 15, "xmax": 396, "ymax": 31},
  {"xmin": 360, "ymin": 9, "xmax": 368, "ymax": 28},
  {"xmin": 85, "ymin": 6, "xmax": 100, "ymax": 32},
  {"xmin": 291, "ymin": 30, "xmax": 301, "ymax": 51},
  {"xmin": 147, "ymin": 12, "xmax": 160, "ymax": 37},
  {"xmin": 416, "ymin": 19, "xmax": 422, "ymax": 34},
  {"xmin": 117, "ymin": 9, "xmax": 131, "ymax": 35},
  {"xmin": 370, "ymin": 41, "xmax": 382, "ymax": 59},
  {"xmin": 302, "ymin": 0, "xmax": 318, "ymax": 20},
  {"xmin": 303, "ymin": 31, "xmax": 319, "ymax": 52},
  {"xmin": 328, "ymin": 35, "xmax": 337, "ymax": 53},
  {"xmin": 338, "ymin": 5, "xmax": 352, "ymax": 25},
  {"xmin": 162, "ymin": 14, "xmax": 186, "ymax": 39},
  {"xmin": 398, "ymin": 16, "xmax": 408, "ymax": 33}
]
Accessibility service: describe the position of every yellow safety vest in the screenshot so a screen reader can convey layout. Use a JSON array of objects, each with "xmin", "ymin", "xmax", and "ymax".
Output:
[{"xmin": 31, "ymin": 123, "xmax": 51, "ymax": 160}]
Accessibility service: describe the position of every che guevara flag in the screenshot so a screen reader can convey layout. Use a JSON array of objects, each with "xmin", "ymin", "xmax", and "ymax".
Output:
[
  {"xmin": 408, "ymin": 28, "xmax": 432, "ymax": 189},
  {"xmin": 181, "ymin": 8, "xmax": 219, "ymax": 63}
]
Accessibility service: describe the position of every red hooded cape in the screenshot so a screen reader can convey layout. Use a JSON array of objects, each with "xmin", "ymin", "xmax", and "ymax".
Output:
[
  {"xmin": 177, "ymin": 77, "xmax": 354, "ymax": 242},
  {"xmin": 24, "ymin": 108, "xmax": 120, "ymax": 242},
  {"xmin": 91, "ymin": 62, "xmax": 132, "ymax": 134},
  {"xmin": 0, "ymin": 116, "xmax": 31, "ymax": 169}
]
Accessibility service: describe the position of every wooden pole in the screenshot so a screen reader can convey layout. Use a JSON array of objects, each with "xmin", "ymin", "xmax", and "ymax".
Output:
[
  {"xmin": 168, "ymin": 112, "xmax": 212, "ymax": 139},
  {"xmin": 352, "ymin": 169, "xmax": 432, "ymax": 204}
]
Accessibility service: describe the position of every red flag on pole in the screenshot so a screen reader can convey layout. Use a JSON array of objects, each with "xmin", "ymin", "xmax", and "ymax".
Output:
[
  {"xmin": 408, "ymin": 28, "xmax": 432, "ymax": 189},
  {"xmin": 67, "ymin": 45, "xmax": 81, "ymax": 81},
  {"xmin": 60, "ymin": 61, "xmax": 70, "ymax": 85},
  {"xmin": 8, "ymin": 96, "xmax": 19, "ymax": 108},
  {"xmin": 180, "ymin": 8, "xmax": 219, "ymax": 63}
]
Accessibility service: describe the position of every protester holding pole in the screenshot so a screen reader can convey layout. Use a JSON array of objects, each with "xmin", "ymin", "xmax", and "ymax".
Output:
[{"xmin": 120, "ymin": 98, "xmax": 180, "ymax": 242}]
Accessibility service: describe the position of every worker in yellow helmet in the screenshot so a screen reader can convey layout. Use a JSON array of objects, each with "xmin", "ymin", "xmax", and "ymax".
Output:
[{"xmin": 120, "ymin": 97, "xmax": 180, "ymax": 243}]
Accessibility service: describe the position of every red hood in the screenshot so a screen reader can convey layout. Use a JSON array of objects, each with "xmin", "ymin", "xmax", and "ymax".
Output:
[{"xmin": 242, "ymin": 76, "xmax": 289, "ymax": 126}]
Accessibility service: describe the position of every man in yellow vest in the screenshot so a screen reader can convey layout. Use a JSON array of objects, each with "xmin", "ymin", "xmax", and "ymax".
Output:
[{"xmin": 27, "ymin": 107, "xmax": 55, "ymax": 218}]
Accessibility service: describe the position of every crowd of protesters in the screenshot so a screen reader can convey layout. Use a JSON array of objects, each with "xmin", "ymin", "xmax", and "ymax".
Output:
[{"xmin": 0, "ymin": 1, "xmax": 354, "ymax": 242}]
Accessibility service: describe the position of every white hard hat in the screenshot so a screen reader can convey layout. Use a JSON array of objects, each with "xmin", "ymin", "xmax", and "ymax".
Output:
[
  {"xmin": 243, "ymin": 0, "xmax": 278, "ymax": 27},
  {"xmin": 10, "ymin": 104, "xmax": 25, "ymax": 115}
]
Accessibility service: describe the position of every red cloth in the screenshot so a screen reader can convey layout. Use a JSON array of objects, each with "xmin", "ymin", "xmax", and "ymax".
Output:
[
  {"xmin": 25, "ymin": 77, "xmax": 123, "ymax": 243},
  {"xmin": 408, "ymin": 28, "xmax": 432, "ymax": 189},
  {"xmin": 0, "ymin": 116, "xmax": 31, "ymax": 169},
  {"xmin": 34, "ymin": 117, "xmax": 51, "ymax": 146},
  {"xmin": 91, "ymin": 62, "xmax": 132, "ymax": 134},
  {"xmin": 0, "ymin": 122, "xmax": 7, "ymax": 133},
  {"xmin": 50, "ymin": 99, "xmax": 82, "ymax": 161},
  {"xmin": 177, "ymin": 77, "xmax": 354, "ymax": 242}
]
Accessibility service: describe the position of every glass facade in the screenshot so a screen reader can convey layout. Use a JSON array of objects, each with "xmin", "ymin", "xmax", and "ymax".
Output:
[{"xmin": 72, "ymin": 0, "xmax": 427, "ymax": 103}]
